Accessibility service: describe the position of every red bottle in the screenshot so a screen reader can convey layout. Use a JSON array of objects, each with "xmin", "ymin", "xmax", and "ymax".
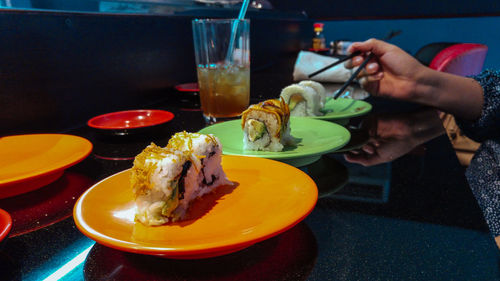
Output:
[{"xmin": 312, "ymin": 23, "xmax": 326, "ymax": 51}]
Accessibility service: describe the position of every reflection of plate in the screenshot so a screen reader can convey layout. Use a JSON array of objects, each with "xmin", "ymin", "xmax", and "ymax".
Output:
[
  {"xmin": 199, "ymin": 117, "xmax": 350, "ymax": 167},
  {"xmin": 175, "ymin": 82, "xmax": 199, "ymax": 92},
  {"xmin": 0, "ymin": 134, "xmax": 92, "ymax": 199},
  {"xmin": 305, "ymin": 155, "xmax": 349, "ymax": 198},
  {"xmin": 0, "ymin": 208, "xmax": 12, "ymax": 243},
  {"xmin": 174, "ymin": 83, "xmax": 201, "ymax": 110},
  {"xmin": 0, "ymin": 172, "xmax": 93, "ymax": 237},
  {"xmin": 313, "ymin": 98, "xmax": 372, "ymax": 121},
  {"xmin": 74, "ymin": 155, "xmax": 317, "ymax": 259},
  {"xmin": 87, "ymin": 110, "xmax": 175, "ymax": 135},
  {"xmin": 84, "ymin": 222, "xmax": 317, "ymax": 280}
]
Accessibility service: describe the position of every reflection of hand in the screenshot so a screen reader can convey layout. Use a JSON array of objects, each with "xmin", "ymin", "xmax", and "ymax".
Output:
[
  {"xmin": 345, "ymin": 109, "xmax": 445, "ymax": 166},
  {"xmin": 344, "ymin": 39, "xmax": 427, "ymax": 101}
]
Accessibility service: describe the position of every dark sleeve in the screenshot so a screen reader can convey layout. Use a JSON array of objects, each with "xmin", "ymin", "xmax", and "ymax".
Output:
[
  {"xmin": 455, "ymin": 69, "xmax": 500, "ymax": 142},
  {"xmin": 466, "ymin": 139, "xmax": 500, "ymax": 237}
]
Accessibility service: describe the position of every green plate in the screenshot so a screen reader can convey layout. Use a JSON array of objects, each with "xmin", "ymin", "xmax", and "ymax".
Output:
[
  {"xmin": 313, "ymin": 98, "xmax": 372, "ymax": 120},
  {"xmin": 199, "ymin": 117, "xmax": 351, "ymax": 167}
]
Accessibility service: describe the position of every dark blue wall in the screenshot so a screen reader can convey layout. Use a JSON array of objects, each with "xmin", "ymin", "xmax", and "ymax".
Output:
[
  {"xmin": 273, "ymin": 1, "xmax": 500, "ymax": 19},
  {"xmin": 322, "ymin": 17, "xmax": 500, "ymax": 69},
  {"xmin": 0, "ymin": 10, "xmax": 309, "ymax": 135}
]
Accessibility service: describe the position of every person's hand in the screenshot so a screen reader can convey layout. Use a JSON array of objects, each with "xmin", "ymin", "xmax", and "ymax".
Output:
[{"xmin": 344, "ymin": 39, "xmax": 428, "ymax": 101}]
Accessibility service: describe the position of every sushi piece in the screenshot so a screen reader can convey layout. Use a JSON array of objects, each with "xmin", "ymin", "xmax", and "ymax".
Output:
[
  {"xmin": 280, "ymin": 83, "xmax": 323, "ymax": 116},
  {"xmin": 131, "ymin": 132, "xmax": 231, "ymax": 226},
  {"xmin": 299, "ymin": 80, "xmax": 327, "ymax": 108},
  {"xmin": 241, "ymin": 98, "xmax": 294, "ymax": 152}
]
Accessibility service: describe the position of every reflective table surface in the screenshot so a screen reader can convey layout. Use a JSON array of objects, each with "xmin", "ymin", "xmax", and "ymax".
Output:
[{"xmin": 1, "ymin": 96, "xmax": 499, "ymax": 281}]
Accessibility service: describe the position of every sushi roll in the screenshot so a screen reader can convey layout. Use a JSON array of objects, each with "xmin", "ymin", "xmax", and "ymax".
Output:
[
  {"xmin": 280, "ymin": 84, "xmax": 323, "ymax": 116},
  {"xmin": 241, "ymin": 98, "xmax": 294, "ymax": 152},
  {"xmin": 131, "ymin": 132, "xmax": 231, "ymax": 226},
  {"xmin": 299, "ymin": 80, "xmax": 327, "ymax": 108}
]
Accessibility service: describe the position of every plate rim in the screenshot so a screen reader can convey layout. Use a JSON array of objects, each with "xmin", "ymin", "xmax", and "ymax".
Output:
[
  {"xmin": 0, "ymin": 134, "xmax": 93, "ymax": 186},
  {"xmin": 0, "ymin": 208, "xmax": 12, "ymax": 242},
  {"xmin": 199, "ymin": 117, "xmax": 351, "ymax": 161},
  {"xmin": 73, "ymin": 155, "xmax": 318, "ymax": 257},
  {"xmin": 175, "ymin": 82, "xmax": 199, "ymax": 92},
  {"xmin": 87, "ymin": 109, "xmax": 175, "ymax": 130},
  {"xmin": 311, "ymin": 98, "xmax": 372, "ymax": 120}
]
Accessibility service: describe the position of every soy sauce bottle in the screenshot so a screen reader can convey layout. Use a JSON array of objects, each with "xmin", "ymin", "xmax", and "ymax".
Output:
[{"xmin": 312, "ymin": 23, "xmax": 326, "ymax": 51}]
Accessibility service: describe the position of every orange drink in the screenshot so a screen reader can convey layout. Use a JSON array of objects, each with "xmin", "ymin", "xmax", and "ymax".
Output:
[{"xmin": 197, "ymin": 65, "xmax": 250, "ymax": 118}]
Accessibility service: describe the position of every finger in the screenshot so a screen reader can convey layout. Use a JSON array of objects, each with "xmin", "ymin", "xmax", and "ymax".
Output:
[
  {"xmin": 365, "ymin": 62, "xmax": 380, "ymax": 75},
  {"xmin": 347, "ymin": 38, "xmax": 395, "ymax": 57},
  {"xmin": 358, "ymin": 74, "xmax": 383, "ymax": 91},
  {"xmin": 344, "ymin": 153, "xmax": 374, "ymax": 167},
  {"xmin": 361, "ymin": 143, "xmax": 376, "ymax": 154},
  {"xmin": 344, "ymin": 152, "xmax": 364, "ymax": 162},
  {"xmin": 358, "ymin": 72, "xmax": 384, "ymax": 83},
  {"xmin": 344, "ymin": 55, "xmax": 364, "ymax": 69},
  {"xmin": 356, "ymin": 62, "xmax": 380, "ymax": 77}
]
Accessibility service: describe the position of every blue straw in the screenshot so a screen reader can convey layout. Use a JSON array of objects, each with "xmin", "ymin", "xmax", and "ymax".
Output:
[
  {"xmin": 237, "ymin": 0, "xmax": 250, "ymax": 20},
  {"xmin": 225, "ymin": 0, "xmax": 250, "ymax": 63}
]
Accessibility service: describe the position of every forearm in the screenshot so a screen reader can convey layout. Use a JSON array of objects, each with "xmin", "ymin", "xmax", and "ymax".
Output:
[{"xmin": 412, "ymin": 68, "xmax": 484, "ymax": 121}]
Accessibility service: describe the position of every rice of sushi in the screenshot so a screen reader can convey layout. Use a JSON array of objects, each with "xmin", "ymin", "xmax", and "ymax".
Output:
[
  {"xmin": 241, "ymin": 98, "xmax": 294, "ymax": 152},
  {"xmin": 280, "ymin": 84, "xmax": 323, "ymax": 116},
  {"xmin": 131, "ymin": 132, "xmax": 231, "ymax": 226},
  {"xmin": 299, "ymin": 80, "xmax": 327, "ymax": 108}
]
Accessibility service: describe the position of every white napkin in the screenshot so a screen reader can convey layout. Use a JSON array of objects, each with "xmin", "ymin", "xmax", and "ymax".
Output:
[
  {"xmin": 293, "ymin": 51, "xmax": 354, "ymax": 83},
  {"xmin": 323, "ymin": 83, "xmax": 370, "ymax": 100}
]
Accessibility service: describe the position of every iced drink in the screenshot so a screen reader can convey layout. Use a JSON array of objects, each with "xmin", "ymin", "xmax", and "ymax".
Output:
[
  {"xmin": 197, "ymin": 65, "xmax": 250, "ymax": 118},
  {"xmin": 192, "ymin": 18, "xmax": 250, "ymax": 124}
]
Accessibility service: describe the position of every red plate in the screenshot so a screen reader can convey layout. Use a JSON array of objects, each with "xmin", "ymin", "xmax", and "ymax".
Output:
[
  {"xmin": 174, "ymin": 82, "xmax": 199, "ymax": 92},
  {"xmin": 87, "ymin": 110, "xmax": 174, "ymax": 130},
  {"xmin": 0, "ymin": 208, "xmax": 12, "ymax": 242}
]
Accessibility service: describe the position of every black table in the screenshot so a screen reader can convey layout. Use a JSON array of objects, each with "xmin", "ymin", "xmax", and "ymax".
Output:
[{"xmin": 1, "ymin": 96, "xmax": 499, "ymax": 281}]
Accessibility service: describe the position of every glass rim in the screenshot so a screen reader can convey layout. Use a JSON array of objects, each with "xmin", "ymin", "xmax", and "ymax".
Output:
[{"xmin": 192, "ymin": 18, "xmax": 250, "ymax": 24}]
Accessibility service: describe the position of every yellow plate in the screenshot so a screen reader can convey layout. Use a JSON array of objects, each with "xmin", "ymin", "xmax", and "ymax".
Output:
[
  {"xmin": 74, "ymin": 155, "xmax": 318, "ymax": 259},
  {"xmin": 0, "ymin": 134, "xmax": 92, "ymax": 199}
]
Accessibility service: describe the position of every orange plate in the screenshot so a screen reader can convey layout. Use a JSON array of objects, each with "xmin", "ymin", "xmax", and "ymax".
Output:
[
  {"xmin": 0, "ymin": 134, "xmax": 93, "ymax": 199},
  {"xmin": 74, "ymin": 155, "xmax": 318, "ymax": 259}
]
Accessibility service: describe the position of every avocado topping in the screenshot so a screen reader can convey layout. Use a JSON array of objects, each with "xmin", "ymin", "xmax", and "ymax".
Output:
[
  {"xmin": 288, "ymin": 93, "xmax": 306, "ymax": 110},
  {"xmin": 246, "ymin": 119, "xmax": 267, "ymax": 141},
  {"xmin": 161, "ymin": 181, "xmax": 179, "ymax": 216}
]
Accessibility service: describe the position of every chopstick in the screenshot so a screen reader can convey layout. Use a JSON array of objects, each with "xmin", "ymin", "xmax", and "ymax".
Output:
[
  {"xmin": 332, "ymin": 30, "xmax": 402, "ymax": 99},
  {"xmin": 308, "ymin": 30, "xmax": 401, "ymax": 99},
  {"xmin": 333, "ymin": 53, "xmax": 374, "ymax": 99},
  {"xmin": 308, "ymin": 51, "xmax": 360, "ymax": 78}
]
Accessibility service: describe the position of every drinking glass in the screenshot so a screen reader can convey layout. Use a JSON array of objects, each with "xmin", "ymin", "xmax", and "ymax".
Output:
[{"xmin": 192, "ymin": 19, "xmax": 250, "ymax": 124}]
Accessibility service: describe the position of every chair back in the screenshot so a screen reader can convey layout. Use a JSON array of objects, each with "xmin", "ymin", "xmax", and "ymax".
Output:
[
  {"xmin": 428, "ymin": 43, "xmax": 488, "ymax": 76},
  {"xmin": 414, "ymin": 42, "xmax": 456, "ymax": 66},
  {"xmin": 425, "ymin": 43, "xmax": 488, "ymax": 166}
]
